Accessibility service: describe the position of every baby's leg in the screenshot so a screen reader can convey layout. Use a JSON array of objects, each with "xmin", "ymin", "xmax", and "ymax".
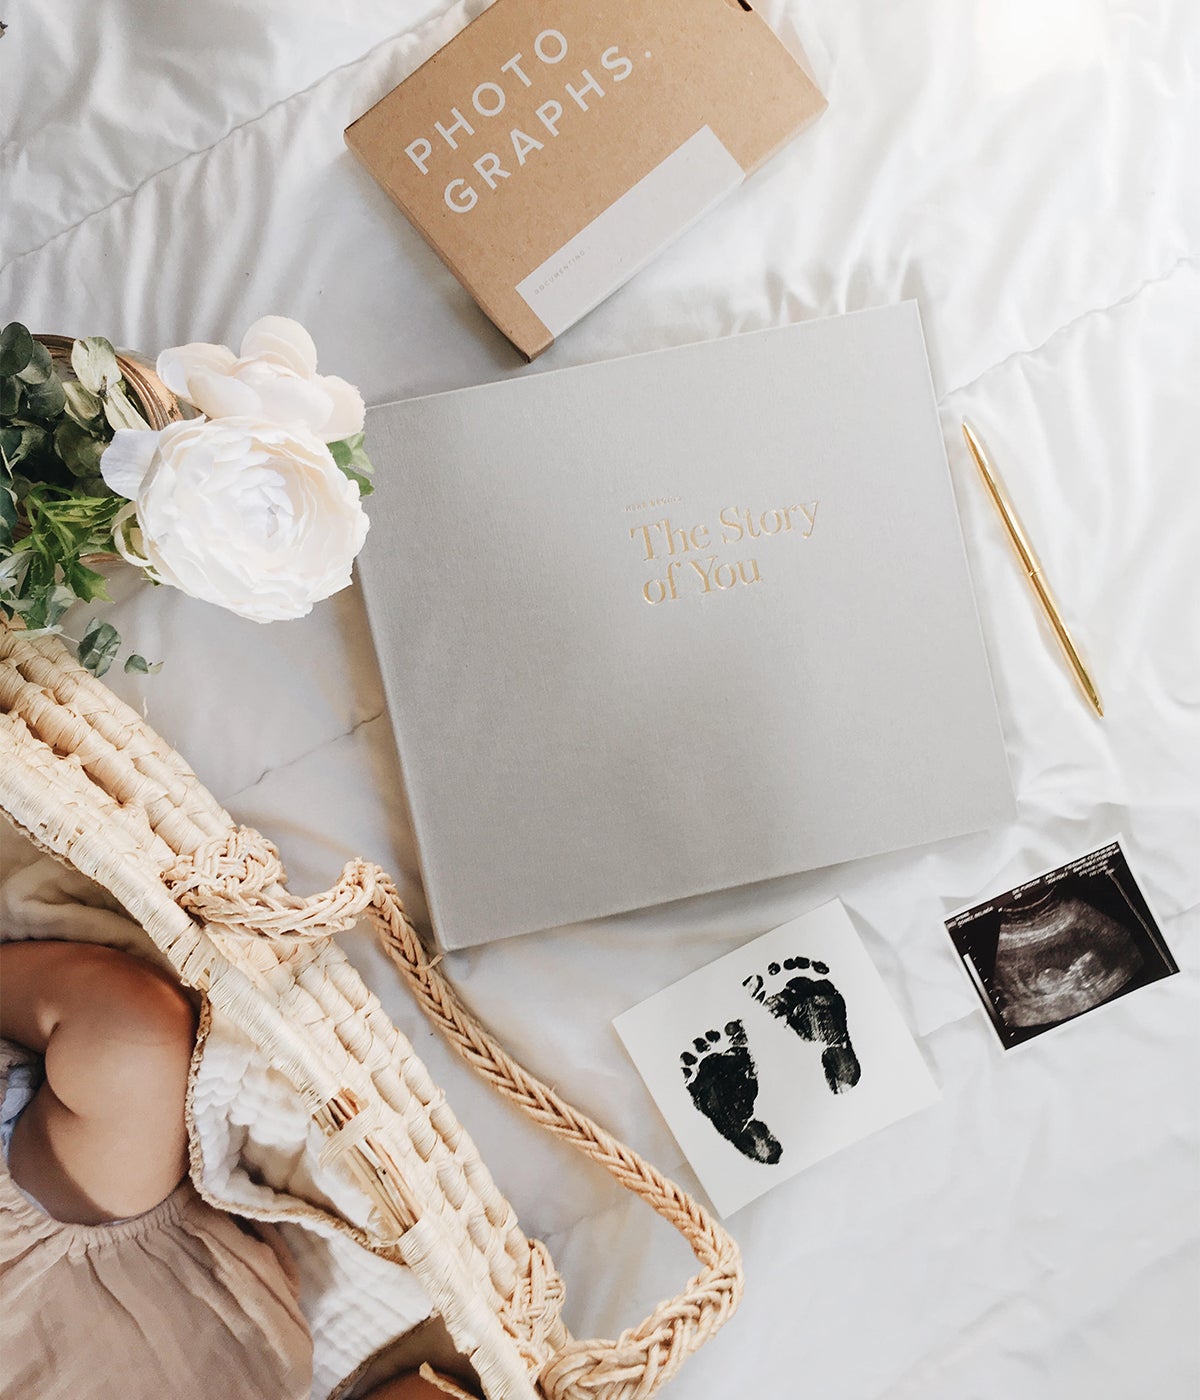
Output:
[{"xmin": 0, "ymin": 940, "xmax": 197, "ymax": 1224}]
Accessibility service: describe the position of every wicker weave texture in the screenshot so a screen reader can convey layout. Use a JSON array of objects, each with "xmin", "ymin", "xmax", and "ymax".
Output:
[{"xmin": 0, "ymin": 621, "xmax": 741, "ymax": 1400}]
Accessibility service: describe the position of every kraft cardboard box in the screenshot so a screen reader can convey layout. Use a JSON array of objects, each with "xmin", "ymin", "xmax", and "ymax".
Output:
[{"xmin": 346, "ymin": 0, "xmax": 826, "ymax": 358}]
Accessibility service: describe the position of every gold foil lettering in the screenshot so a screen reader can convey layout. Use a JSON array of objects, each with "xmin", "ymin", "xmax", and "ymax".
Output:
[
  {"xmin": 661, "ymin": 519, "xmax": 690, "ymax": 555},
  {"xmin": 641, "ymin": 561, "xmax": 682, "ymax": 605},
  {"xmin": 689, "ymin": 556, "xmax": 716, "ymax": 592},
  {"xmin": 631, "ymin": 499, "xmax": 813, "ymax": 602},
  {"xmin": 629, "ymin": 523, "xmax": 657, "ymax": 561}
]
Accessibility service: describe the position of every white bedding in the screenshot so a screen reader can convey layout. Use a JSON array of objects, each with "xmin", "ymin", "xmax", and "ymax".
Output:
[{"xmin": 3, "ymin": 2, "xmax": 1198, "ymax": 1397}]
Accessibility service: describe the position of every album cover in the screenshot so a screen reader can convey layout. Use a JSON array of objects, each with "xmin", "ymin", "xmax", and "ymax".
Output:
[
  {"xmin": 945, "ymin": 839, "xmax": 1178, "ymax": 1050},
  {"xmin": 359, "ymin": 302, "xmax": 1016, "ymax": 948}
]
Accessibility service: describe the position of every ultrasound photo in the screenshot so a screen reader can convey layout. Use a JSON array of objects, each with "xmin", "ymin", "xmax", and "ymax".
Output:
[{"xmin": 946, "ymin": 841, "xmax": 1178, "ymax": 1050}]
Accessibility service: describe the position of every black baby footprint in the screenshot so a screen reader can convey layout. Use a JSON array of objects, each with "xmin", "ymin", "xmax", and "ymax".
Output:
[
  {"xmin": 680, "ymin": 1020, "xmax": 783, "ymax": 1165},
  {"xmin": 744, "ymin": 956, "xmax": 862, "ymax": 1094}
]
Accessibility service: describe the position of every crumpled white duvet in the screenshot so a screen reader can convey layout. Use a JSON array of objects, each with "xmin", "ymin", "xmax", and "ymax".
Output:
[{"xmin": 2, "ymin": 1, "xmax": 1198, "ymax": 1398}]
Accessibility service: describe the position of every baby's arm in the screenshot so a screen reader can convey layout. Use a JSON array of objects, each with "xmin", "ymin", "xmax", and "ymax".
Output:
[{"xmin": 0, "ymin": 940, "xmax": 197, "ymax": 1223}]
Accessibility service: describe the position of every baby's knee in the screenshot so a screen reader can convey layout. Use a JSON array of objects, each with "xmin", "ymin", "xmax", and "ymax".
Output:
[{"xmin": 46, "ymin": 946, "xmax": 198, "ymax": 1115}]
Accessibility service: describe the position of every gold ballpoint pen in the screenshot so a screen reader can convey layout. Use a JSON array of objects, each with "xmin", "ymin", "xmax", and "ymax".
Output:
[{"xmin": 961, "ymin": 420, "xmax": 1104, "ymax": 718}]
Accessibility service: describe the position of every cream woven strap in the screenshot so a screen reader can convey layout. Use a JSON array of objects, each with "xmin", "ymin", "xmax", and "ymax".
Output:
[{"xmin": 165, "ymin": 830, "xmax": 743, "ymax": 1400}]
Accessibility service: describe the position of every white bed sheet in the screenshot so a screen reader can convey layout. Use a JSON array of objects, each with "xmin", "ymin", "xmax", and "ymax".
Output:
[{"xmin": 3, "ymin": 1, "xmax": 1198, "ymax": 1396}]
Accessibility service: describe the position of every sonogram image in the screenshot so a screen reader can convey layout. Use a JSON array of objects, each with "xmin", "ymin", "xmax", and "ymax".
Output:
[{"xmin": 945, "ymin": 841, "xmax": 1178, "ymax": 1049}]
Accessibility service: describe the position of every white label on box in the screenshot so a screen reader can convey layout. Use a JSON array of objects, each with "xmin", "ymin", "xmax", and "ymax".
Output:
[{"xmin": 515, "ymin": 125, "xmax": 744, "ymax": 337}]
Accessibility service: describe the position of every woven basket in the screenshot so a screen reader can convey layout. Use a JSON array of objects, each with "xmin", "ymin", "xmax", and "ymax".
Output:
[
  {"xmin": 32, "ymin": 334, "xmax": 183, "ymax": 432},
  {"xmin": 0, "ymin": 619, "xmax": 742, "ymax": 1400}
]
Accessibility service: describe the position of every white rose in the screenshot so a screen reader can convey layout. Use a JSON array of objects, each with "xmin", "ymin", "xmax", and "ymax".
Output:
[
  {"xmin": 156, "ymin": 316, "xmax": 365, "ymax": 443},
  {"xmin": 100, "ymin": 417, "xmax": 369, "ymax": 623}
]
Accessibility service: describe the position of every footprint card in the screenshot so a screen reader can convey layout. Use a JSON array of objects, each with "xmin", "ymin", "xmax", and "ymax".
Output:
[{"xmin": 613, "ymin": 902, "xmax": 940, "ymax": 1217}]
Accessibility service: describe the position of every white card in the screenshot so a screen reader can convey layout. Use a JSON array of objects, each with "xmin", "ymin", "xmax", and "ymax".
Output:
[{"xmin": 614, "ymin": 902, "xmax": 940, "ymax": 1217}]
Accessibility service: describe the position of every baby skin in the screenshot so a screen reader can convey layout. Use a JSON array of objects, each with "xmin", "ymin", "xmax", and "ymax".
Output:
[
  {"xmin": 0, "ymin": 941, "xmax": 458, "ymax": 1400},
  {"xmin": 0, "ymin": 939, "xmax": 196, "ymax": 1224}
]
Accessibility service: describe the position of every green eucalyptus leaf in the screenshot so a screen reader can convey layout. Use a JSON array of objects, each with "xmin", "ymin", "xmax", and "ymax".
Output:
[
  {"xmin": 23, "ymin": 373, "xmax": 66, "ymax": 420},
  {"xmin": 0, "ymin": 376, "xmax": 20, "ymax": 418},
  {"xmin": 0, "ymin": 324, "xmax": 34, "ymax": 377},
  {"xmin": 13, "ymin": 593, "xmax": 48, "ymax": 629},
  {"xmin": 42, "ymin": 585, "xmax": 76, "ymax": 631},
  {"xmin": 16, "ymin": 583, "xmax": 73, "ymax": 633},
  {"xmin": 62, "ymin": 379, "xmax": 103, "ymax": 427},
  {"xmin": 54, "ymin": 420, "xmax": 107, "ymax": 478},
  {"xmin": 103, "ymin": 383, "xmax": 150, "ymax": 432},
  {"xmin": 17, "ymin": 341, "xmax": 54, "ymax": 386},
  {"xmin": 71, "ymin": 337, "xmax": 121, "ymax": 395},
  {"xmin": 123, "ymin": 653, "xmax": 163, "ymax": 675},
  {"xmin": 78, "ymin": 618, "xmax": 120, "ymax": 676},
  {"xmin": 0, "ymin": 486, "xmax": 16, "ymax": 545},
  {"xmin": 0, "ymin": 548, "xmax": 29, "ymax": 587},
  {"xmin": 1, "ymin": 424, "xmax": 50, "ymax": 471}
]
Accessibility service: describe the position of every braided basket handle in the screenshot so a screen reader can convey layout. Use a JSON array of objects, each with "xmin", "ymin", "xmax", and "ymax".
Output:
[{"xmin": 366, "ymin": 874, "xmax": 743, "ymax": 1400}]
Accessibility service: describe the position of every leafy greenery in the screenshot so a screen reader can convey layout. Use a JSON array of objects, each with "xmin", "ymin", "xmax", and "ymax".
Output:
[
  {"xmin": 124, "ymin": 652, "xmax": 163, "ymax": 675},
  {"xmin": 2, "ymin": 319, "xmax": 375, "ymax": 678},
  {"xmin": 328, "ymin": 429, "xmax": 375, "ymax": 497},
  {"xmin": 77, "ymin": 618, "xmax": 121, "ymax": 677},
  {"xmin": 0, "ymin": 322, "xmax": 149, "ymax": 673}
]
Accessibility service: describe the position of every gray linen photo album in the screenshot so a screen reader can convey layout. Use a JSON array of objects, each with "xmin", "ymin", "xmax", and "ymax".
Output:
[{"xmin": 359, "ymin": 303, "xmax": 1015, "ymax": 949}]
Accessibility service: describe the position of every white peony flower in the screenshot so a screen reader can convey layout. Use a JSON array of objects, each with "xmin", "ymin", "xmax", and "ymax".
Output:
[
  {"xmin": 100, "ymin": 417, "xmax": 369, "ymax": 623},
  {"xmin": 156, "ymin": 316, "xmax": 365, "ymax": 443}
]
